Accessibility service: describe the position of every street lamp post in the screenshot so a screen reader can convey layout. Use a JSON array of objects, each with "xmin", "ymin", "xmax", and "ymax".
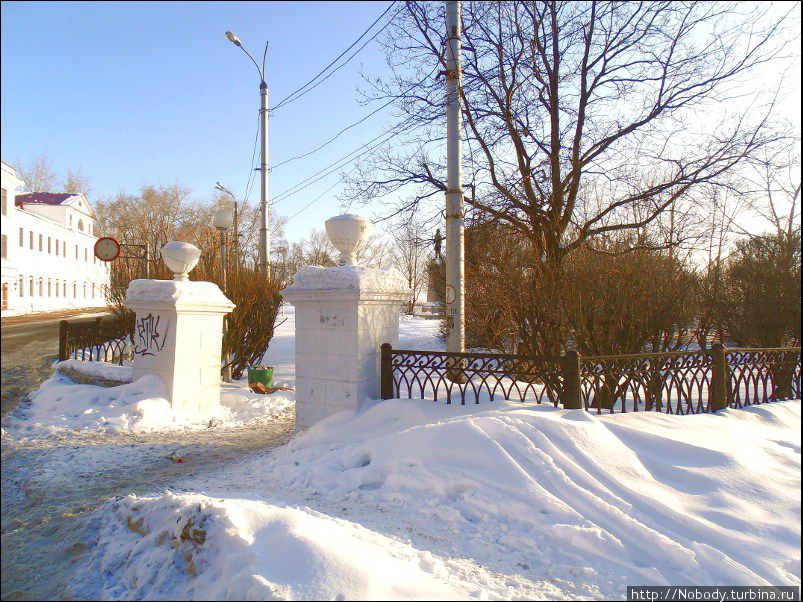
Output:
[
  {"xmin": 215, "ymin": 182, "xmax": 239, "ymax": 280},
  {"xmin": 213, "ymin": 209, "xmax": 234, "ymax": 383},
  {"xmin": 225, "ymin": 31, "xmax": 271, "ymax": 280}
]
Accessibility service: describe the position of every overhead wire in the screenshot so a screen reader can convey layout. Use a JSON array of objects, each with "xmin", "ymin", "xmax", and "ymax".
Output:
[{"xmin": 270, "ymin": 1, "xmax": 398, "ymax": 112}]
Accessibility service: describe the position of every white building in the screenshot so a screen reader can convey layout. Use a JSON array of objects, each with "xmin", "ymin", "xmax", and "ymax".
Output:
[{"xmin": 1, "ymin": 161, "xmax": 110, "ymax": 315}]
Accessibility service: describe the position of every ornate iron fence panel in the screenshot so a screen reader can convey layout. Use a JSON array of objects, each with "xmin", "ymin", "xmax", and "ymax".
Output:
[
  {"xmin": 579, "ymin": 351, "xmax": 714, "ymax": 414},
  {"xmin": 381, "ymin": 343, "xmax": 801, "ymax": 415},
  {"xmin": 385, "ymin": 346, "xmax": 565, "ymax": 405},
  {"xmin": 726, "ymin": 348, "xmax": 802, "ymax": 407},
  {"xmin": 59, "ymin": 316, "xmax": 135, "ymax": 366}
]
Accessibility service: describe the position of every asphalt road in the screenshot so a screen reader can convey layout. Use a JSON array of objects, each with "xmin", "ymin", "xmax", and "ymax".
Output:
[{"xmin": 1, "ymin": 312, "xmax": 109, "ymax": 417}]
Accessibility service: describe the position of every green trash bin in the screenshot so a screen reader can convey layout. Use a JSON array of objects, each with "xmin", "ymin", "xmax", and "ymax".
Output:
[{"xmin": 248, "ymin": 366, "xmax": 274, "ymax": 388}]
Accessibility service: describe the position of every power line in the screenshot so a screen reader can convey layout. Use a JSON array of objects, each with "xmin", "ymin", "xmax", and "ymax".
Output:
[
  {"xmin": 272, "ymin": 96, "xmax": 401, "ymax": 171},
  {"xmin": 242, "ymin": 109, "xmax": 261, "ymax": 205},
  {"xmin": 271, "ymin": 65, "xmax": 439, "ymax": 206},
  {"xmin": 272, "ymin": 65, "xmax": 438, "ymax": 172},
  {"xmin": 282, "ymin": 166, "xmax": 360, "ymax": 224},
  {"xmin": 270, "ymin": 1, "xmax": 398, "ymax": 111},
  {"xmin": 272, "ymin": 116, "xmax": 414, "ymax": 205}
]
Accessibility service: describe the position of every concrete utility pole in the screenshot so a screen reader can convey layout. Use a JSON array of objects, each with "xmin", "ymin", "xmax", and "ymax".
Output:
[
  {"xmin": 445, "ymin": 0, "xmax": 465, "ymax": 354},
  {"xmin": 226, "ymin": 31, "xmax": 271, "ymax": 280},
  {"xmin": 260, "ymin": 81, "xmax": 271, "ymax": 280}
]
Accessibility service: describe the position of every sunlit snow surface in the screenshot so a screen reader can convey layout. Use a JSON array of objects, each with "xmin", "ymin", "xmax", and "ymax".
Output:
[{"xmin": 2, "ymin": 307, "xmax": 800, "ymax": 600}]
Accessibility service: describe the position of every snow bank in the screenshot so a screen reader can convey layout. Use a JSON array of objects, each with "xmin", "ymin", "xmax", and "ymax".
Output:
[
  {"xmin": 56, "ymin": 358, "xmax": 134, "ymax": 384},
  {"xmin": 93, "ymin": 492, "xmax": 499, "ymax": 600},
  {"xmin": 87, "ymin": 397, "xmax": 801, "ymax": 599},
  {"xmin": 188, "ymin": 399, "xmax": 799, "ymax": 599},
  {"xmin": 3, "ymin": 360, "xmax": 294, "ymax": 434}
]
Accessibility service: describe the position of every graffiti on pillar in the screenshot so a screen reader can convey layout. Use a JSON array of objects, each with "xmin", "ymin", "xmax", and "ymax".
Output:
[{"xmin": 134, "ymin": 313, "xmax": 170, "ymax": 356}]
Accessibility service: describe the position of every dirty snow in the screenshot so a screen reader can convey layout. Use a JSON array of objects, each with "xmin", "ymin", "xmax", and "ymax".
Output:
[{"xmin": 92, "ymin": 492, "xmax": 509, "ymax": 600}]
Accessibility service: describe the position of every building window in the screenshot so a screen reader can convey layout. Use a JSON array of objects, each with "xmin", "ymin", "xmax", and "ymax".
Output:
[
  {"xmin": 73, "ymin": 282, "xmax": 77, "ymax": 298},
  {"xmin": 55, "ymin": 280, "xmax": 59, "ymax": 298},
  {"xmin": 19, "ymin": 276, "xmax": 24, "ymax": 298},
  {"xmin": 85, "ymin": 248, "xmax": 88, "ymax": 261},
  {"xmin": 78, "ymin": 219, "xmax": 84, "ymax": 232},
  {"xmin": 38, "ymin": 278, "xmax": 43, "ymax": 297},
  {"xmin": 30, "ymin": 231, "xmax": 34, "ymax": 250},
  {"xmin": 1, "ymin": 234, "xmax": 6, "ymax": 259},
  {"xmin": 48, "ymin": 237, "xmax": 51, "ymax": 254},
  {"xmin": 39, "ymin": 234, "xmax": 43, "ymax": 252},
  {"xmin": 19, "ymin": 228, "xmax": 23, "ymax": 247},
  {"xmin": 75, "ymin": 244, "xmax": 79, "ymax": 259},
  {"xmin": 69, "ymin": 214, "xmax": 73, "ymax": 226},
  {"xmin": 29, "ymin": 277, "xmax": 34, "ymax": 297},
  {"xmin": 92, "ymin": 283, "xmax": 96, "ymax": 298},
  {"xmin": 63, "ymin": 243, "xmax": 66, "ymax": 258},
  {"xmin": 83, "ymin": 283, "xmax": 87, "ymax": 297},
  {"xmin": 1, "ymin": 187, "xmax": 7, "ymax": 215},
  {"xmin": 48, "ymin": 280, "xmax": 52, "ymax": 297},
  {"xmin": 1, "ymin": 284, "xmax": 7, "ymax": 310},
  {"xmin": 63, "ymin": 281, "xmax": 67, "ymax": 297}
]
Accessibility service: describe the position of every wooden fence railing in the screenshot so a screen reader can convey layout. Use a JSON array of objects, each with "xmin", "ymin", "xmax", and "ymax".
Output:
[
  {"xmin": 58, "ymin": 315, "xmax": 135, "ymax": 366},
  {"xmin": 380, "ymin": 343, "xmax": 801, "ymax": 414}
]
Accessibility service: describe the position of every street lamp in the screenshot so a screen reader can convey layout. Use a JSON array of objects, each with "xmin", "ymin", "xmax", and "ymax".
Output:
[
  {"xmin": 215, "ymin": 182, "xmax": 240, "ymax": 279},
  {"xmin": 213, "ymin": 208, "xmax": 234, "ymax": 383},
  {"xmin": 225, "ymin": 30, "xmax": 271, "ymax": 281}
]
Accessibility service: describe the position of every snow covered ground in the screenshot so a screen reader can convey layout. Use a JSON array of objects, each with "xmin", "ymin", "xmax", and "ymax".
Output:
[
  {"xmin": 2, "ymin": 307, "xmax": 800, "ymax": 600},
  {"xmin": 2, "ymin": 358, "xmax": 294, "ymax": 434}
]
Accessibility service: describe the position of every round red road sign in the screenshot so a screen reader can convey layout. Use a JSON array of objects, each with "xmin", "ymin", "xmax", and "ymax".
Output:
[{"xmin": 94, "ymin": 237, "xmax": 121, "ymax": 262}]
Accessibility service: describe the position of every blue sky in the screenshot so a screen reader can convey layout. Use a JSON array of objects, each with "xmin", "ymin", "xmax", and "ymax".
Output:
[
  {"xmin": 2, "ymin": 2, "xmax": 800, "ymax": 243},
  {"xmin": 1, "ymin": 1, "xmax": 399, "ymax": 242}
]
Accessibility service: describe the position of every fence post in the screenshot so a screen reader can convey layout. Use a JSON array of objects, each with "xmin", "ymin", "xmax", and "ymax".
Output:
[
  {"xmin": 562, "ymin": 350, "xmax": 582, "ymax": 409},
  {"xmin": 380, "ymin": 343, "xmax": 394, "ymax": 400},
  {"xmin": 58, "ymin": 320, "xmax": 69, "ymax": 361},
  {"xmin": 710, "ymin": 343, "xmax": 729, "ymax": 412}
]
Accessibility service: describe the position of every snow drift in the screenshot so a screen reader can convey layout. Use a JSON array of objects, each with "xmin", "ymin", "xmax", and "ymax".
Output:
[
  {"xmin": 90, "ymin": 398, "xmax": 801, "ymax": 600},
  {"xmin": 94, "ymin": 492, "xmax": 505, "ymax": 600},
  {"xmin": 3, "ymin": 359, "xmax": 293, "ymax": 433}
]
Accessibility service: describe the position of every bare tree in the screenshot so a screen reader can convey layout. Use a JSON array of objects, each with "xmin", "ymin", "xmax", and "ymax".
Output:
[
  {"xmin": 345, "ymin": 1, "xmax": 794, "ymax": 265},
  {"xmin": 63, "ymin": 168, "xmax": 93, "ymax": 196},
  {"xmin": 744, "ymin": 145, "xmax": 801, "ymax": 239},
  {"xmin": 17, "ymin": 153, "xmax": 58, "ymax": 192},
  {"xmin": 391, "ymin": 219, "xmax": 429, "ymax": 313}
]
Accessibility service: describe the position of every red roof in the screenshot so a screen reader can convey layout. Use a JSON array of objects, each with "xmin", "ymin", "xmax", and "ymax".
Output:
[{"xmin": 15, "ymin": 192, "xmax": 76, "ymax": 206}]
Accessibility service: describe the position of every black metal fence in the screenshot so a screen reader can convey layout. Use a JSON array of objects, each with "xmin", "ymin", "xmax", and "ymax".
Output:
[
  {"xmin": 58, "ymin": 315, "xmax": 135, "ymax": 366},
  {"xmin": 380, "ymin": 343, "xmax": 801, "ymax": 414}
]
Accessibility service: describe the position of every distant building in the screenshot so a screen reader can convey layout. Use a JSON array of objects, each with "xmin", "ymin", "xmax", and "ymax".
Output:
[{"xmin": 1, "ymin": 161, "xmax": 110, "ymax": 315}]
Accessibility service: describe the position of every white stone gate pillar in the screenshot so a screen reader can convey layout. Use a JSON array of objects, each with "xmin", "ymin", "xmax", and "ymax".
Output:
[
  {"xmin": 281, "ymin": 215, "xmax": 410, "ymax": 429},
  {"xmin": 125, "ymin": 242, "xmax": 235, "ymax": 417}
]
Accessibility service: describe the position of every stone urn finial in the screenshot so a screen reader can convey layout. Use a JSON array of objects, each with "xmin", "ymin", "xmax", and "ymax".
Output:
[
  {"xmin": 325, "ymin": 214, "xmax": 372, "ymax": 266},
  {"xmin": 161, "ymin": 241, "xmax": 201, "ymax": 281}
]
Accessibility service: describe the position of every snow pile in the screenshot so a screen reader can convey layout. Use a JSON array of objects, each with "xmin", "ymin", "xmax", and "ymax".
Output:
[
  {"xmin": 183, "ymin": 398, "xmax": 799, "ymax": 599},
  {"xmin": 56, "ymin": 358, "xmax": 134, "ymax": 384},
  {"xmin": 92, "ymin": 492, "xmax": 505, "ymax": 600},
  {"xmin": 284, "ymin": 264, "xmax": 409, "ymax": 294},
  {"xmin": 2, "ymin": 360, "xmax": 294, "ymax": 434},
  {"xmin": 87, "ymin": 398, "xmax": 801, "ymax": 599}
]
